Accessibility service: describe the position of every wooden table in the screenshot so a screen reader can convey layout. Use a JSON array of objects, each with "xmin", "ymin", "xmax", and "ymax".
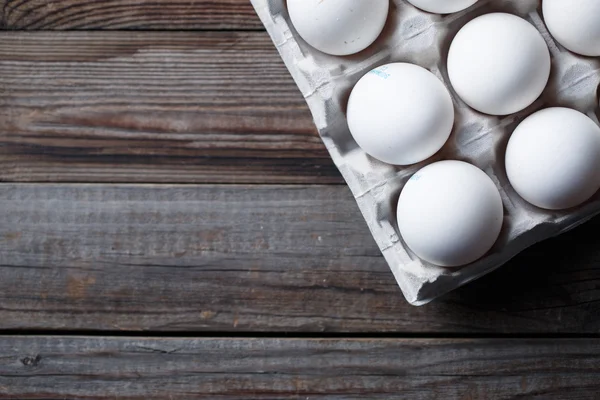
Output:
[{"xmin": 0, "ymin": 1, "xmax": 599, "ymax": 398}]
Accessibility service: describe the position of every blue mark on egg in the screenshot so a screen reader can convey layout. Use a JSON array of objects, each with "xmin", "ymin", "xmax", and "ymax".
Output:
[{"xmin": 369, "ymin": 65, "xmax": 390, "ymax": 79}]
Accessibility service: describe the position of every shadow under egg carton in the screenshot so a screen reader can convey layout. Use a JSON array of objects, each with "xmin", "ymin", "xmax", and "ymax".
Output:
[{"xmin": 251, "ymin": 0, "xmax": 600, "ymax": 305}]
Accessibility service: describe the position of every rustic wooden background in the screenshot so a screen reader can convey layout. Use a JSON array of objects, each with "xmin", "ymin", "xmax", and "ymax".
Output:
[{"xmin": 1, "ymin": 1, "xmax": 600, "ymax": 398}]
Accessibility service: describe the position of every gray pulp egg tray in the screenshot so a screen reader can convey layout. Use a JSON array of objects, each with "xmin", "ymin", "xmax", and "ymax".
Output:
[{"xmin": 250, "ymin": 0, "xmax": 600, "ymax": 305}]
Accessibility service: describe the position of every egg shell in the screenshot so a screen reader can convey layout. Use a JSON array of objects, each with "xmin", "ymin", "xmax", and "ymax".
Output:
[
  {"xmin": 347, "ymin": 63, "xmax": 454, "ymax": 165},
  {"xmin": 543, "ymin": 0, "xmax": 600, "ymax": 57},
  {"xmin": 397, "ymin": 161, "xmax": 504, "ymax": 267},
  {"xmin": 447, "ymin": 13, "xmax": 551, "ymax": 116},
  {"xmin": 505, "ymin": 108, "xmax": 600, "ymax": 210},
  {"xmin": 406, "ymin": 0, "xmax": 478, "ymax": 14},
  {"xmin": 287, "ymin": 0, "xmax": 389, "ymax": 56}
]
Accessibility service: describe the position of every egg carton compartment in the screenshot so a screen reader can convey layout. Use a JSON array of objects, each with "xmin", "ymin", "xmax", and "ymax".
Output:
[{"xmin": 251, "ymin": 0, "xmax": 600, "ymax": 305}]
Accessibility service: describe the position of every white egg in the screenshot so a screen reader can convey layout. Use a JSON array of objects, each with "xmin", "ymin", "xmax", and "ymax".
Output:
[
  {"xmin": 447, "ymin": 13, "xmax": 551, "ymax": 115},
  {"xmin": 406, "ymin": 0, "xmax": 478, "ymax": 14},
  {"xmin": 347, "ymin": 63, "xmax": 454, "ymax": 165},
  {"xmin": 506, "ymin": 108, "xmax": 600, "ymax": 210},
  {"xmin": 543, "ymin": 0, "xmax": 600, "ymax": 57},
  {"xmin": 397, "ymin": 161, "xmax": 504, "ymax": 267},
  {"xmin": 287, "ymin": 0, "xmax": 389, "ymax": 56}
]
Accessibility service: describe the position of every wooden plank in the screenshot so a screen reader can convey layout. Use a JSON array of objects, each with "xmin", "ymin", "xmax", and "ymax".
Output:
[
  {"xmin": 1, "ymin": 183, "xmax": 600, "ymax": 333},
  {"xmin": 0, "ymin": 336, "xmax": 599, "ymax": 399},
  {"xmin": 0, "ymin": 32, "xmax": 340, "ymax": 184},
  {"xmin": 0, "ymin": 0, "xmax": 262, "ymax": 30}
]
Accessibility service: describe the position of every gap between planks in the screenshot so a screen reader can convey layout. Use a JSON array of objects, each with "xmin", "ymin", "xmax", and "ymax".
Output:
[{"xmin": 1, "ymin": 331, "xmax": 600, "ymax": 340}]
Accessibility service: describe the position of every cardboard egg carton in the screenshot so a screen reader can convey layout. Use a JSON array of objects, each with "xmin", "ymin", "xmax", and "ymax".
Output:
[{"xmin": 250, "ymin": 0, "xmax": 600, "ymax": 305}]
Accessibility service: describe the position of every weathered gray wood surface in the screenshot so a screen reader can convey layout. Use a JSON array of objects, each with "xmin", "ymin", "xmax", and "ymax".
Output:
[
  {"xmin": 0, "ymin": 32, "xmax": 340, "ymax": 184},
  {"xmin": 0, "ymin": 0, "xmax": 262, "ymax": 30},
  {"xmin": 1, "ymin": 183, "xmax": 600, "ymax": 333},
  {"xmin": 1, "ymin": 336, "xmax": 599, "ymax": 399},
  {"xmin": 2, "ymin": 2, "xmax": 600, "ymax": 398}
]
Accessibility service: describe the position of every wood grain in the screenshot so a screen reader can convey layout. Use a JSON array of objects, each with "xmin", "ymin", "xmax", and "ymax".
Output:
[
  {"xmin": 1, "ymin": 183, "xmax": 600, "ymax": 333},
  {"xmin": 0, "ymin": 0, "xmax": 262, "ymax": 30},
  {"xmin": 1, "ymin": 336, "xmax": 599, "ymax": 399},
  {"xmin": 0, "ymin": 32, "xmax": 338, "ymax": 184}
]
